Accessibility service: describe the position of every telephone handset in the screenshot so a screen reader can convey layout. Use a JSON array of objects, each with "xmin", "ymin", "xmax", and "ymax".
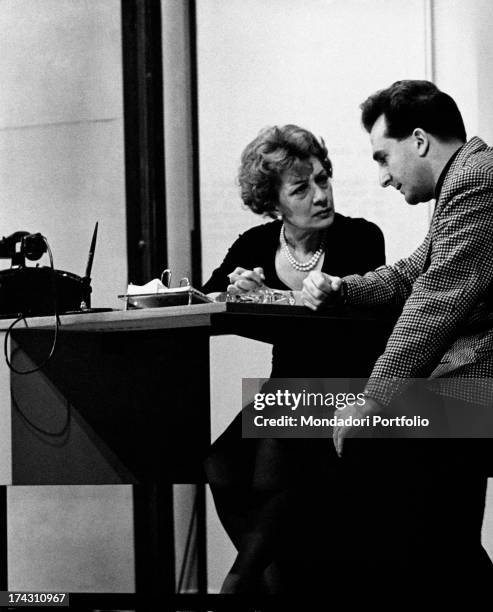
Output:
[{"xmin": 0, "ymin": 224, "xmax": 98, "ymax": 317}]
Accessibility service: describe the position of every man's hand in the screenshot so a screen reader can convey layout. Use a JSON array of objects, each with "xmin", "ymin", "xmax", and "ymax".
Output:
[
  {"xmin": 301, "ymin": 271, "xmax": 343, "ymax": 310},
  {"xmin": 227, "ymin": 267, "xmax": 265, "ymax": 294},
  {"xmin": 333, "ymin": 396, "xmax": 382, "ymax": 457}
]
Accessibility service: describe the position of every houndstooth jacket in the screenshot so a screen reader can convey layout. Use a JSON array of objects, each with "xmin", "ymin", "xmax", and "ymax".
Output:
[{"xmin": 343, "ymin": 137, "xmax": 493, "ymax": 407}]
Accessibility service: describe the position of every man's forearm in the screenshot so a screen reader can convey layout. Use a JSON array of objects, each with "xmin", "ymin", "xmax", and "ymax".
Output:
[{"xmin": 343, "ymin": 236, "xmax": 429, "ymax": 308}]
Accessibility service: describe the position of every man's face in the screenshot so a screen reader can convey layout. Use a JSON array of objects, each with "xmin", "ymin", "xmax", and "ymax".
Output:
[{"xmin": 370, "ymin": 114, "xmax": 434, "ymax": 204}]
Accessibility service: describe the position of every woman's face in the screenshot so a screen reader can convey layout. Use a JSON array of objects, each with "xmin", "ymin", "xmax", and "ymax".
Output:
[{"xmin": 276, "ymin": 156, "xmax": 335, "ymax": 231}]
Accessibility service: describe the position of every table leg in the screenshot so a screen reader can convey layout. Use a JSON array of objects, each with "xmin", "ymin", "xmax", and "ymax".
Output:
[{"xmin": 133, "ymin": 483, "xmax": 175, "ymax": 611}]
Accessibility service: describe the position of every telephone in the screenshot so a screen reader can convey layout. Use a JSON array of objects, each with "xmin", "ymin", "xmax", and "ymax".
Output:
[{"xmin": 0, "ymin": 225, "xmax": 98, "ymax": 317}]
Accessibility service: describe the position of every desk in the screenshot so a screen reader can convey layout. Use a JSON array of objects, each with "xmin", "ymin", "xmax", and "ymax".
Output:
[
  {"xmin": 0, "ymin": 303, "xmax": 396, "ymax": 608},
  {"xmin": 5, "ymin": 303, "xmax": 396, "ymax": 484}
]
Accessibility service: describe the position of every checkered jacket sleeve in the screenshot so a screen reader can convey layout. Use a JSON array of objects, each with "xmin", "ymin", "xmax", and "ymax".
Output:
[
  {"xmin": 346, "ymin": 166, "xmax": 493, "ymax": 407},
  {"xmin": 343, "ymin": 236, "xmax": 429, "ymax": 308}
]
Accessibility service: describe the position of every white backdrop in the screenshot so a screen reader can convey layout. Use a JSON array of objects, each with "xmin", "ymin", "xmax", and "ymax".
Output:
[{"xmin": 198, "ymin": 0, "xmax": 431, "ymax": 281}]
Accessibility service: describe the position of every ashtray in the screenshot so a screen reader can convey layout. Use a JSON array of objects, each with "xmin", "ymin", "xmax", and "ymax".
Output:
[{"xmin": 118, "ymin": 287, "xmax": 213, "ymax": 309}]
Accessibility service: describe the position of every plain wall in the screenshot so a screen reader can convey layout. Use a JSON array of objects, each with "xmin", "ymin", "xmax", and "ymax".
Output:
[
  {"xmin": 198, "ymin": 0, "xmax": 431, "ymax": 276},
  {"xmin": 0, "ymin": 0, "xmax": 133, "ymax": 592},
  {"xmin": 162, "ymin": 0, "xmax": 195, "ymax": 282}
]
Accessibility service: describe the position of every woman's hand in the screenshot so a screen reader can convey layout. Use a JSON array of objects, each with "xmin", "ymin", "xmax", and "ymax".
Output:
[{"xmin": 227, "ymin": 266, "xmax": 265, "ymax": 294}]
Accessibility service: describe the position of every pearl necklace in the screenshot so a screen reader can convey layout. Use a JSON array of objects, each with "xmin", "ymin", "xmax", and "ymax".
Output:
[{"xmin": 280, "ymin": 226, "xmax": 325, "ymax": 272}]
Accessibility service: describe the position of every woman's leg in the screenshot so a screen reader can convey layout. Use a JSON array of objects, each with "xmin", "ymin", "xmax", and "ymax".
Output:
[
  {"xmin": 222, "ymin": 437, "xmax": 290, "ymax": 593},
  {"xmin": 205, "ymin": 414, "xmax": 290, "ymax": 593},
  {"xmin": 204, "ymin": 412, "xmax": 256, "ymax": 549}
]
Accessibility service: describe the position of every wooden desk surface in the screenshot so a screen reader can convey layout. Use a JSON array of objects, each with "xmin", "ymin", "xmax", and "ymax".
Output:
[
  {"xmin": 0, "ymin": 302, "xmax": 398, "ymax": 335},
  {"xmin": 0, "ymin": 302, "xmax": 226, "ymax": 333}
]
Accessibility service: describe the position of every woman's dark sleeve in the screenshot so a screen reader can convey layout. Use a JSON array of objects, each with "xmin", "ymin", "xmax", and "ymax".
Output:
[
  {"xmin": 361, "ymin": 222, "xmax": 386, "ymax": 271},
  {"xmin": 201, "ymin": 232, "xmax": 252, "ymax": 293}
]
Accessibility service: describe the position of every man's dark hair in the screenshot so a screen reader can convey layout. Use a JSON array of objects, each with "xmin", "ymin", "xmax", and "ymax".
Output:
[{"xmin": 360, "ymin": 80, "xmax": 467, "ymax": 142}]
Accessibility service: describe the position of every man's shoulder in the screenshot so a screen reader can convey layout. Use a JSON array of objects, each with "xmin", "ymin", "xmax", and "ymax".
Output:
[
  {"xmin": 446, "ymin": 163, "xmax": 493, "ymax": 198},
  {"xmin": 441, "ymin": 139, "xmax": 493, "ymax": 203},
  {"xmin": 463, "ymin": 153, "xmax": 493, "ymax": 180},
  {"xmin": 450, "ymin": 137, "xmax": 493, "ymax": 182}
]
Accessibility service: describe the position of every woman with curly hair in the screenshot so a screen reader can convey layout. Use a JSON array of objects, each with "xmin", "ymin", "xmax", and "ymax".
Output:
[{"xmin": 202, "ymin": 124, "xmax": 385, "ymax": 594}]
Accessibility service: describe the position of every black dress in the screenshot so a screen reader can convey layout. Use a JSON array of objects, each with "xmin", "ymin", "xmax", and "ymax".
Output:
[
  {"xmin": 202, "ymin": 214, "xmax": 386, "ymax": 592},
  {"xmin": 202, "ymin": 214, "xmax": 385, "ymax": 377}
]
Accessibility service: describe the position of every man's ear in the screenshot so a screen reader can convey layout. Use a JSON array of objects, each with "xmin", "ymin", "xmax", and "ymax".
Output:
[{"xmin": 412, "ymin": 128, "xmax": 430, "ymax": 157}]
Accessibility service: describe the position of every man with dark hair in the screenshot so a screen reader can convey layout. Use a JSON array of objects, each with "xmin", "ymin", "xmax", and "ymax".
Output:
[
  {"xmin": 302, "ymin": 79, "xmax": 493, "ymax": 589},
  {"xmin": 361, "ymin": 79, "xmax": 467, "ymax": 142}
]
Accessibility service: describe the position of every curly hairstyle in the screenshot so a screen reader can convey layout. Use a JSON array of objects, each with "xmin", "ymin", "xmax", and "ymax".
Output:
[
  {"xmin": 238, "ymin": 124, "xmax": 332, "ymax": 218},
  {"xmin": 360, "ymin": 80, "xmax": 466, "ymax": 142}
]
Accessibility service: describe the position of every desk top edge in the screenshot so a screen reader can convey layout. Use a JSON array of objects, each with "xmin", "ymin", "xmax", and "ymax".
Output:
[
  {"xmin": 0, "ymin": 302, "xmax": 398, "ymax": 333},
  {"xmin": 0, "ymin": 302, "xmax": 227, "ymax": 332}
]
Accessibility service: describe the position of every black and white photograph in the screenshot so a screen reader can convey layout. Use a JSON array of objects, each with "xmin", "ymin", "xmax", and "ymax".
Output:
[{"xmin": 1, "ymin": 0, "xmax": 493, "ymax": 609}]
